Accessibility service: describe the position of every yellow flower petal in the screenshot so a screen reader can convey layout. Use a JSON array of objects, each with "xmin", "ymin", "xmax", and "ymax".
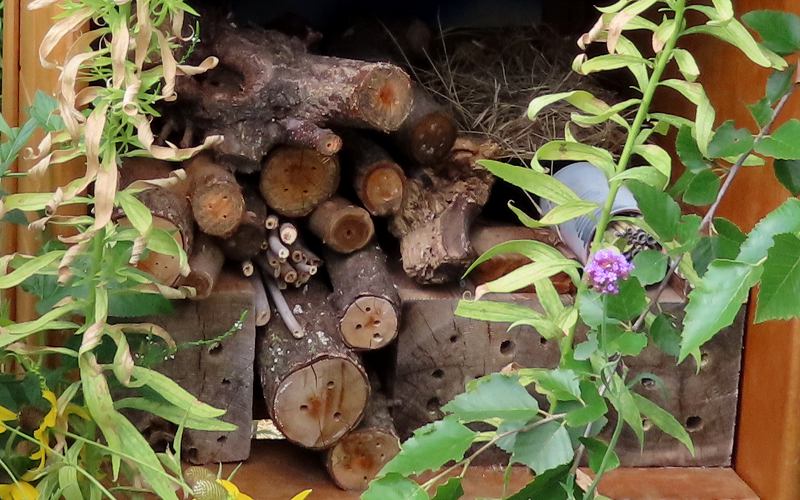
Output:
[
  {"xmin": 0, "ymin": 406, "xmax": 16, "ymax": 421},
  {"xmin": 0, "ymin": 481, "xmax": 39, "ymax": 500},
  {"xmin": 218, "ymin": 479, "xmax": 240, "ymax": 496},
  {"xmin": 290, "ymin": 489, "xmax": 312, "ymax": 500}
]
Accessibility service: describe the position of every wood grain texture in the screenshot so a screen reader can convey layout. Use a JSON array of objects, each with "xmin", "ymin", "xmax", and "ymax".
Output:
[{"xmin": 655, "ymin": 1, "xmax": 800, "ymax": 497}]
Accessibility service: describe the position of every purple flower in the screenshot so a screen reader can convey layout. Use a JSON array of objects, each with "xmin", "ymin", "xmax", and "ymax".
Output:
[{"xmin": 585, "ymin": 248, "xmax": 634, "ymax": 295}]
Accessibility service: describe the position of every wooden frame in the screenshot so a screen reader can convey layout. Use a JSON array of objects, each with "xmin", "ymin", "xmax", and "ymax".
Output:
[{"xmin": 2, "ymin": 0, "xmax": 798, "ymax": 498}]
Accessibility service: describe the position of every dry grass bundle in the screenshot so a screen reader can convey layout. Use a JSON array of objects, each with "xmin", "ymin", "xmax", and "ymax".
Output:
[{"xmin": 410, "ymin": 26, "xmax": 629, "ymax": 163}]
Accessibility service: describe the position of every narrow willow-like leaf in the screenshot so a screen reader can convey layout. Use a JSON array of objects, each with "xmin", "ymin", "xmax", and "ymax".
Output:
[
  {"xmin": 479, "ymin": 160, "xmax": 580, "ymax": 205},
  {"xmin": 131, "ymin": 366, "xmax": 226, "ymax": 419},
  {"xmin": 633, "ymin": 394, "xmax": 695, "ymax": 454},
  {"xmin": 531, "ymin": 141, "xmax": 617, "ymax": 177},
  {"xmin": 114, "ymin": 398, "xmax": 237, "ymax": 431},
  {"xmin": 475, "ymin": 260, "xmax": 580, "ymax": 298}
]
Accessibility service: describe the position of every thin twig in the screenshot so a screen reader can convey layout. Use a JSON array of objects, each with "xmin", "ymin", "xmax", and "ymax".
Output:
[{"xmin": 264, "ymin": 277, "xmax": 304, "ymax": 338}]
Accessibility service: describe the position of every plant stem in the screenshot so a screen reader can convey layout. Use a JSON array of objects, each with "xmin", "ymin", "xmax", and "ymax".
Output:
[
  {"xmin": 589, "ymin": 0, "xmax": 687, "ymax": 256},
  {"xmin": 631, "ymin": 87, "xmax": 795, "ymax": 332},
  {"xmin": 583, "ymin": 412, "xmax": 624, "ymax": 499},
  {"xmin": 420, "ymin": 413, "xmax": 566, "ymax": 492}
]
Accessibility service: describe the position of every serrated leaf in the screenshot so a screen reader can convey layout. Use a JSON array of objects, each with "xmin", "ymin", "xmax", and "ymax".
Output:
[
  {"xmin": 633, "ymin": 394, "xmax": 694, "ymax": 455},
  {"xmin": 686, "ymin": 16, "xmax": 786, "ymax": 69},
  {"xmin": 631, "ymin": 250, "xmax": 668, "ymax": 286},
  {"xmin": 381, "ymin": 418, "xmax": 477, "ymax": 476},
  {"xmin": 748, "ymin": 98, "xmax": 773, "ymax": 128},
  {"xmin": 608, "ymin": 330, "xmax": 648, "ymax": 356},
  {"xmin": 742, "ymin": 10, "xmax": 800, "ymax": 56},
  {"xmin": 606, "ymin": 279, "xmax": 647, "ymax": 322},
  {"xmin": 766, "ymin": 67, "xmax": 796, "ymax": 104},
  {"xmin": 708, "ymin": 121, "xmax": 755, "ymax": 159},
  {"xmin": 108, "ymin": 290, "xmax": 173, "ymax": 317},
  {"xmin": 774, "ymin": 159, "xmax": 800, "ymax": 195},
  {"xmin": 756, "ymin": 233, "xmax": 800, "ymax": 322},
  {"xmin": 627, "ymin": 181, "xmax": 680, "ymax": 241},
  {"xmin": 480, "ymin": 160, "xmax": 579, "ymax": 205},
  {"xmin": 756, "ymin": 120, "xmax": 800, "ymax": 159},
  {"xmin": 738, "ymin": 198, "xmax": 800, "ymax": 264},
  {"xmin": 650, "ymin": 314, "xmax": 681, "ymax": 358},
  {"xmin": 525, "ymin": 369, "xmax": 581, "ymax": 402},
  {"xmin": 683, "ymin": 170, "xmax": 721, "ymax": 206},
  {"xmin": 506, "ymin": 464, "xmax": 579, "ymax": 500},
  {"xmin": 443, "ymin": 374, "xmax": 539, "ymax": 421},
  {"xmin": 565, "ymin": 381, "xmax": 608, "ymax": 427},
  {"xmin": 676, "ymin": 126, "xmax": 709, "ymax": 173},
  {"xmin": 580, "ymin": 437, "xmax": 620, "ymax": 473},
  {"xmin": 431, "ymin": 477, "xmax": 464, "ymax": 500},
  {"xmin": 680, "ymin": 260, "xmax": 761, "ymax": 362},
  {"xmin": 363, "ymin": 473, "xmax": 428, "ymax": 500},
  {"xmin": 505, "ymin": 421, "xmax": 574, "ymax": 474}
]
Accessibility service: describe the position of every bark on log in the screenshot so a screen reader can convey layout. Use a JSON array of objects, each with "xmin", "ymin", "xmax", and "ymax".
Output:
[
  {"xmin": 259, "ymin": 147, "xmax": 340, "ymax": 218},
  {"xmin": 343, "ymin": 133, "xmax": 406, "ymax": 217},
  {"xmin": 324, "ymin": 390, "xmax": 400, "ymax": 491},
  {"xmin": 326, "ymin": 243, "xmax": 400, "ymax": 350},
  {"xmin": 183, "ymin": 153, "xmax": 245, "ymax": 238},
  {"xmin": 219, "ymin": 187, "xmax": 268, "ymax": 261},
  {"xmin": 257, "ymin": 281, "xmax": 370, "ymax": 449},
  {"xmin": 179, "ymin": 233, "xmax": 225, "ymax": 300},
  {"xmin": 118, "ymin": 158, "xmax": 193, "ymax": 286},
  {"xmin": 394, "ymin": 85, "xmax": 458, "ymax": 166},
  {"xmin": 309, "ymin": 197, "xmax": 374, "ymax": 254},
  {"xmin": 175, "ymin": 19, "xmax": 413, "ymax": 167},
  {"xmin": 469, "ymin": 224, "xmax": 576, "ymax": 294},
  {"xmin": 400, "ymin": 196, "xmax": 482, "ymax": 284}
]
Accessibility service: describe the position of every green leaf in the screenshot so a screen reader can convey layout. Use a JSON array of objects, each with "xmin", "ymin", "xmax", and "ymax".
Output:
[
  {"xmin": 686, "ymin": 16, "xmax": 787, "ymax": 69},
  {"xmin": 676, "ymin": 126, "xmax": 709, "ymax": 173},
  {"xmin": 610, "ymin": 376, "xmax": 644, "ymax": 444},
  {"xmin": 131, "ymin": 367, "xmax": 226, "ymax": 419},
  {"xmin": 631, "ymin": 250, "xmax": 668, "ymax": 286},
  {"xmin": 627, "ymin": 181, "xmax": 680, "ymax": 241},
  {"xmin": 611, "ymin": 167, "xmax": 668, "ymax": 189},
  {"xmin": 479, "ymin": 160, "xmax": 580, "ymax": 204},
  {"xmin": 683, "ymin": 170, "xmax": 720, "ymax": 206},
  {"xmin": 565, "ymin": 381, "xmax": 608, "ymax": 427},
  {"xmin": 650, "ymin": 314, "xmax": 681, "ymax": 358},
  {"xmin": 774, "ymin": 159, "xmax": 800, "ymax": 195},
  {"xmin": 756, "ymin": 233, "xmax": 800, "ymax": 322},
  {"xmin": 108, "ymin": 290, "xmax": 173, "ymax": 317},
  {"xmin": 528, "ymin": 91, "xmax": 616, "ymax": 124},
  {"xmin": 756, "ymin": 120, "xmax": 800, "ymax": 159},
  {"xmin": 118, "ymin": 191, "xmax": 154, "ymax": 236},
  {"xmin": 114, "ymin": 398, "xmax": 237, "ymax": 431},
  {"xmin": 748, "ymin": 98, "xmax": 773, "ymax": 128},
  {"xmin": 475, "ymin": 259, "xmax": 579, "ymax": 298},
  {"xmin": 462, "ymin": 239, "xmax": 575, "ymax": 280},
  {"xmin": 431, "ymin": 477, "xmax": 464, "ymax": 500},
  {"xmin": 381, "ymin": 418, "xmax": 477, "ymax": 476},
  {"xmin": 503, "ymin": 421, "xmax": 574, "ymax": 474},
  {"xmin": 456, "ymin": 299, "xmax": 561, "ymax": 339},
  {"xmin": 633, "ymin": 394, "xmax": 694, "ymax": 455},
  {"xmin": 525, "ymin": 369, "xmax": 581, "ymax": 402},
  {"xmin": 766, "ymin": 67, "xmax": 796, "ymax": 104},
  {"xmin": 606, "ymin": 279, "xmax": 648, "ymax": 322},
  {"xmin": 607, "ymin": 330, "xmax": 648, "ymax": 357},
  {"xmin": 506, "ymin": 465, "xmax": 579, "ymax": 500},
  {"xmin": 539, "ymin": 201, "xmax": 599, "ymax": 226},
  {"xmin": 442, "ymin": 374, "xmax": 540, "ymax": 422},
  {"xmin": 707, "ymin": 121, "xmax": 755, "ymax": 159},
  {"xmin": 672, "ymin": 48, "xmax": 700, "ymax": 82},
  {"xmin": 742, "ymin": 10, "xmax": 800, "ymax": 56},
  {"xmin": 680, "ymin": 260, "xmax": 762, "ymax": 362},
  {"xmin": 0, "ymin": 251, "xmax": 65, "ymax": 289},
  {"xmin": 531, "ymin": 141, "xmax": 617, "ymax": 177},
  {"xmin": 1, "ymin": 209, "xmax": 28, "ymax": 226},
  {"xmin": 738, "ymin": 198, "xmax": 800, "ymax": 264},
  {"xmin": 574, "ymin": 54, "xmax": 653, "ymax": 76},
  {"xmin": 580, "ymin": 437, "xmax": 620, "ymax": 473},
  {"xmin": 573, "ymin": 335, "xmax": 599, "ymax": 361},
  {"xmin": 363, "ymin": 473, "xmax": 428, "ymax": 500}
]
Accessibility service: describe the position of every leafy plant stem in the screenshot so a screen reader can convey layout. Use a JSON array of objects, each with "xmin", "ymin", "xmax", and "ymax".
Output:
[
  {"xmin": 420, "ymin": 413, "xmax": 566, "ymax": 492},
  {"xmin": 589, "ymin": 0, "xmax": 687, "ymax": 256},
  {"xmin": 582, "ymin": 411, "xmax": 624, "ymax": 500},
  {"xmin": 631, "ymin": 85, "xmax": 796, "ymax": 332}
]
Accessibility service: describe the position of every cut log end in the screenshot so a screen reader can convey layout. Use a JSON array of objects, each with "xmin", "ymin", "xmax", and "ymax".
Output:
[
  {"xmin": 326, "ymin": 429, "xmax": 400, "ymax": 491},
  {"xmin": 355, "ymin": 66, "xmax": 413, "ymax": 132},
  {"xmin": 407, "ymin": 111, "xmax": 458, "ymax": 165},
  {"xmin": 310, "ymin": 198, "xmax": 375, "ymax": 254},
  {"xmin": 360, "ymin": 162, "xmax": 405, "ymax": 216},
  {"xmin": 260, "ymin": 147, "xmax": 341, "ymax": 218},
  {"xmin": 340, "ymin": 296, "xmax": 398, "ymax": 350},
  {"xmin": 273, "ymin": 357, "xmax": 369, "ymax": 449},
  {"xmin": 120, "ymin": 217, "xmax": 184, "ymax": 286},
  {"xmin": 192, "ymin": 184, "xmax": 245, "ymax": 238}
]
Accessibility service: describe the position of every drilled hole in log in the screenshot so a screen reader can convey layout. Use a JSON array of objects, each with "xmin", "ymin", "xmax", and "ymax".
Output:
[
  {"xmin": 642, "ymin": 418, "xmax": 653, "ymax": 432},
  {"xmin": 208, "ymin": 344, "xmax": 223, "ymax": 355},
  {"xmin": 449, "ymin": 335, "xmax": 459, "ymax": 343},
  {"xmin": 432, "ymin": 369, "xmax": 444, "ymax": 379},
  {"xmin": 426, "ymin": 397, "xmax": 440, "ymax": 413},
  {"xmin": 217, "ymin": 435, "xmax": 227, "ymax": 444},
  {"xmin": 540, "ymin": 337, "xmax": 548, "ymax": 345},
  {"xmin": 340, "ymin": 296, "xmax": 397, "ymax": 350},
  {"xmin": 686, "ymin": 416, "xmax": 704, "ymax": 432},
  {"xmin": 300, "ymin": 404, "xmax": 309, "ymax": 411},
  {"xmin": 222, "ymin": 378, "xmax": 231, "ymax": 386},
  {"xmin": 641, "ymin": 377, "xmax": 656, "ymax": 389},
  {"xmin": 500, "ymin": 340, "xmax": 515, "ymax": 355},
  {"xmin": 328, "ymin": 381, "xmax": 335, "ymax": 389},
  {"xmin": 474, "ymin": 374, "xmax": 484, "ymax": 379},
  {"xmin": 334, "ymin": 412, "xmax": 342, "ymax": 421},
  {"xmin": 700, "ymin": 352, "xmax": 710, "ymax": 368}
]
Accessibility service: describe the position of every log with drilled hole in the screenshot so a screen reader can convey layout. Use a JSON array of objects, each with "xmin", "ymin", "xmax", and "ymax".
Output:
[
  {"xmin": 118, "ymin": 158, "xmax": 193, "ymax": 286},
  {"xmin": 325, "ymin": 243, "xmax": 400, "ymax": 350},
  {"xmin": 341, "ymin": 133, "xmax": 406, "ymax": 217},
  {"xmin": 324, "ymin": 389, "xmax": 400, "ymax": 491},
  {"xmin": 259, "ymin": 147, "xmax": 341, "ymax": 218},
  {"xmin": 257, "ymin": 281, "xmax": 370, "ymax": 449},
  {"xmin": 179, "ymin": 233, "xmax": 225, "ymax": 300},
  {"xmin": 174, "ymin": 13, "xmax": 414, "ymax": 170},
  {"xmin": 394, "ymin": 85, "xmax": 458, "ymax": 166},
  {"xmin": 183, "ymin": 153, "xmax": 245, "ymax": 238},
  {"xmin": 218, "ymin": 187, "xmax": 268, "ymax": 262},
  {"xmin": 309, "ymin": 196, "xmax": 375, "ymax": 254}
]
